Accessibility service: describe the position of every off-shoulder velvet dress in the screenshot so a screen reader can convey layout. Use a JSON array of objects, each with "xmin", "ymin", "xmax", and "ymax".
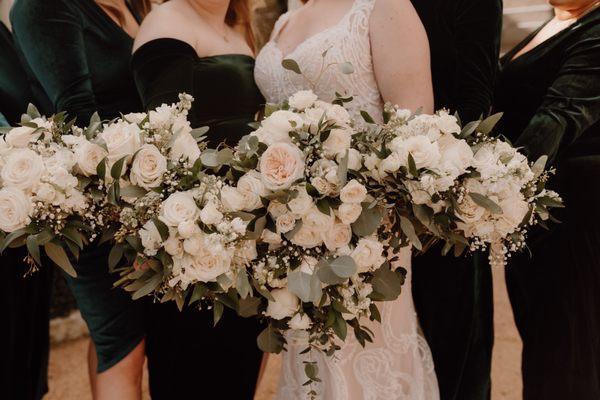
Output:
[
  {"xmin": 0, "ymin": 21, "xmax": 52, "ymax": 400},
  {"xmin": 10, "ymin": 0, "xmax": 146, "ymax": 372},
  {"xmin": 495, "ymin": 9, "xmax": 600, "ymax": 400},
  {"xmin": 132, "ymin": 38, "xmax": 264, "ymax": 399}
]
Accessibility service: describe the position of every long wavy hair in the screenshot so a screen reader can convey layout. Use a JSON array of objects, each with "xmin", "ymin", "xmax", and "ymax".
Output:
[{"xmin": 161, "ymin": 0, "xmax": 256, "ymax": 51}]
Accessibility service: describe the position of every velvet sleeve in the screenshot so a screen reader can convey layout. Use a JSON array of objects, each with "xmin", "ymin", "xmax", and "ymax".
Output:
[
  {"xmin": 10, "ymin": 0, "xmax": 98, "ymax": 125},
  {"xmin": 132, "ymin": 39, "xmax": 197, "ymax": 121},
  {"xmin": 515, "ymin": 27, "xmax": 600, "ymax": 164},
  {"xmin": 453, "ymin": 0, "xmax": 502, "ymax": 122}
]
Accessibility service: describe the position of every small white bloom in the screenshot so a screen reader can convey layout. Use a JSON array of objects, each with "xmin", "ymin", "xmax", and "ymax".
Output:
[
  {"xmin": 140, "ymin": 220, "xmax": 163, "ymax": 257},
  {"xmin": 351, "ymin": 237, "xmax": 386, "ymax": 273},
  {"xmin": 337, "ymin": 202, "xmax": 362, "ymax": 225},
  {"xmin": 340, "ymin": 179, "xmax": 367, "ymax": 204},
  {"xmin": 266, "ymin": 288, "xmax": 299, "ymax": 320},
  {"xmin": 199, "ymin": 201, "xmax": 223, "ymax": 225},
  {"xmin": 288, "ymin": 90, "xmax": 318, "ymax": 110},
  {"xmin": 288, "ymin": 313, "xmax": 312, "ymax": 330}
]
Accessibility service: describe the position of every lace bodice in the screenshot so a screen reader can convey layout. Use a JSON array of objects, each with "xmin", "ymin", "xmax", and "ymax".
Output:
[{"xmin": 254, "ymin": 0, "xmax": 384, "ymax": 122}]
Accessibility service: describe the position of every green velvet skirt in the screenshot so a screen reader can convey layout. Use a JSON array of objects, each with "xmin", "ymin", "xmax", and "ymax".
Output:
[{"xmin": 64, "ymin": 243, "xmax": 145, "ymax": 372}]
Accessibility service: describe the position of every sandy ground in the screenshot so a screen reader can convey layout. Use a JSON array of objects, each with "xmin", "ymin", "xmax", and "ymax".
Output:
[{"xmin": 45, "ymin": 267, "xmax": 522, "ymax": 400}]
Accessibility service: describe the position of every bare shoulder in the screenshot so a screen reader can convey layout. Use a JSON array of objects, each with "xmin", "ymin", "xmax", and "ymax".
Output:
[
  {"xmin": 370, "ymin": 0, "xmax": 424, "ymax": 32},
  {"xmin": 133, "ymin": 2, "xmax": 196, "ymax": 53}
]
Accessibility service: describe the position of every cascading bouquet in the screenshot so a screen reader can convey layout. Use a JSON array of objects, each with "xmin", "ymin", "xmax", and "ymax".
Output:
[{"xmin": 356, "ymin": 104, "xmax": 564, "ymax": 266}]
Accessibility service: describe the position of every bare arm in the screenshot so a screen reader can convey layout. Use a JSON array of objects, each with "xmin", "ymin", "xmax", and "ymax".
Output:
[{"xmin": 370, "ymin": 0, "xmax": 434, "ymax": 113}]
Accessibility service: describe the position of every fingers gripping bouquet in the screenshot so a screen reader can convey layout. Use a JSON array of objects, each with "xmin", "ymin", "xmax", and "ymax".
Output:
[{"xmin": 359, "ymin": 105, "xmax": 564, "ymax": 266}]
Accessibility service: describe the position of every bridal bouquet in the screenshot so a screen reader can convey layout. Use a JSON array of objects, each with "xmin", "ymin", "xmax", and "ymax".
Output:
[
  {"xmin": 220, "ymin": 91, "xmax": 404, "ymax": 361},
  {"xmin": 358, "ymin": 105, "xmax": 563, "ymax": 266}
]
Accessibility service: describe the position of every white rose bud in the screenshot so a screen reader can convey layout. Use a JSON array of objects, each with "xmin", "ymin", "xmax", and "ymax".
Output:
[
  {"xmin": 287, "ymin": 186, "xmax": 313, "ymax": 217},
  {"xmin": 183, "ymin": 234, "xmax": 204, "ymax": 256},
  {"xmin": 266, "ymin": 288, "xmax": 300, "ymax": 320},
  {"xmin": 199, "ymin": 202, "xmax": 224, "ymax": 225},
  {"xmin": 237, "ymin": 171, "xmax": 268, "ymax": 211},
  {"xmin": 164, "ymin": 236, "xmax": 184, "ymax": 257},
  {"xmin": 268, "ymin": 200, "xmax": 288, "ymax": 219},
  {"xmin": 170, "ymin": 132, "xmax": 201, "ymax": 166},
  {"xmin": 322, "ymin": 128, "xmax": 351, "ymax": 158},
  {"xmin": 220, "ymin": 186, "xmax": 246, "ymax": 212},
  {"xmin": 288, "ymin": 90, "xmax": 318, "ymax": 110},
  {"xmin": 311, "ymin": 176, "xmax": 331, "ymax": 196},
  {"xmin": 276, "ymin": 212, "xmax": 296, "ymax": 233},
  {"xmin": 74, "ymin": 140, "xmax": 108, "ymax": 177},
  {"xmin": 351, "ymin": 237, "xmax": 386, "ymax": 273},
  {"xmin": 177, "ymin": 219, "xmax": 200, "ymax": 239},
  {"xmin": 338, "ymin": 148, "xmax": 362, "ymax": 171}
]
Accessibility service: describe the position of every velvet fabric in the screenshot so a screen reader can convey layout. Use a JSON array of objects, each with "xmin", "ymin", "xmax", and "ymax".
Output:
[
  {"xmin": 495, "ymin": 9, "xmax": 600, "ymax": 400},
  {"xmin": 0, "ymin": 22, "xmax": 52, "ymax": 400},
  {"xmin": 10, "ymin": 0, "xmax": 146, "ymax": 372},
  {"xmin": 132, "ymin": 38, "xmax": 264, "ymax": 400},
  {"xmin": 409, "ymin": 1, "xmax": 502, "ymax": 399}
]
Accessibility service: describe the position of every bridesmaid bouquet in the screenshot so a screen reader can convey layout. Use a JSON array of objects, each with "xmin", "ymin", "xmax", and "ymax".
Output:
[{"xmin": 358, "ymin": 104, "xmax": 564, "ymax": 266}]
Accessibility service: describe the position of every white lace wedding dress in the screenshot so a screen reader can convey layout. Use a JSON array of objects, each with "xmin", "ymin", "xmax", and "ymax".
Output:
[{"xmin": 254, "ymin": 1, "xmax": 440, "ymax": 399}]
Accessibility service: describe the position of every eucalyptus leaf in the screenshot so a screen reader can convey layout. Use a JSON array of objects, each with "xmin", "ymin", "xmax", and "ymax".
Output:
[
  {"xmin": 238, "ymin": 296, "xmax": 262, "ymax": 317},
  {"xmin": 399, "ymin": 216, "xmax": 422, "ymax": 250},
  {"xmin": 189, "ymin": 283, "xmax": 208, "ymax": 305},
  {"xmin": 407, "ymin": 153, "xmax": 419, "ymax": 177},
  {"xmin": 360, "ymin": 111, "xmax": 375, "ymax": 124},
  {"xmin": 329, "ymin": 256, "xmax": 357, "ymax": 278},
  {"xmin": 477, "ymin": 112, "xmax": 503, "ymax": 135},
  {"xmin": 337, "ymin": 150, "xmax": 349, "ymax": 186},
  {"xmin": 532, "ymin": 155, "xmax": 548, "ymax": 178},
  {"xmin": 111, "ymin": 156, "xmax": 128, "ymax": 180},
  {"xmin": 351, "ymin": 203, "xmax": 384, "ymax": 237},
  {"xmin": 200, "ymin": 149, "xmax": 220, "ymax": 168},
  {"xmin": 26, "ymin": 235, "xmax": 42, "ymax": 266},
  {"xmin": 213, "ymin": 301, "xmax": 225, "ymax": 326},
  {"xmin": 236, "ymin": 270, "xmax": 252, "ymax": 299},
  {"xmin": 108, "ymin": 244, "xmax": 125, "ymax": 272},
  {"xmin": 288, "ymin": 269, "xmax": 322, "ymax": 303},
  {"xmin": 332, "ymin": 313, "xmax": 348, "ymax": 341},
  {"xmin": 316, "ymin": 259, "xmax": 346, "ymax": 285},
  {"xmin": 44, "ymin": 242, "xmax": 77, "ymax": 277},
  {"xmin": 120, "ymin": 185, "xmax": 147, "ymax": 199},
  {"xmin": 152, "ymin": 218, "xmax": 170, "ymax": 241},
  {"xmin": 371, "ymin": 264, "xmax": 402, "ymax": 301},
  {"xmin": 257, "ymin": 324, "xmax": 285, "ymax": 353},
  {"xmin": 132, "ymin": 274, "xmax": 161, "ymax": 300},
  {"xmin": 469, "ymin": 192, "xmax": 502, "ymax": 214},
  {"xmin": 338, "ymin": 62, "xmax": 354, "ymax": 75}
]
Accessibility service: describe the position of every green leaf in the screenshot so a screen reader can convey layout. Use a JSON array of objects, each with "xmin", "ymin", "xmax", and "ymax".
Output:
[
  {"xmin": 86, "ymin": 112, "xmax": 102, "ymax": 139},
  {"xmin": 283, "ymin": 220, "xmax": 303, "ymax": 241},
  {"xmin": 532, "ymin": 155, "xmax": 548, "ymax": 178},
  {"xmin": 44, "ymin": 242, "xmax": 77, "ymax": 277},
  {"xmin": 96, "ymin": 157, "xmax": 107, "ymax": 180},
  {"xmin": 369, "ymin": 303, "xmax": 381, "ymax": 323},
  {"xmin": 257, "ymin": 324, "xmax": 285, "ymax": 353},
  {"xmin": 332, "ymin": 313, "xmax": 348, "ymax": 341},
  {"xmin": 304, "ymin": 362, "xmax": 321, "ymax": 382},
  {"xmin": 371, "ymin": 263, "xmax": 402, "ymax": 301},
  {"xmin": 351, "ymin": 203, "xmax": 384, "ymax": 237},
  {"xmin": 469, "ymin": 192, "xmax": 502, "ymax": 215},
  {"xmin": 236, "ymin": 270, "xmax": 252, "ymax": 299},
  {"xmin": 399, "ymin": 216, "xmax": 422, "ymax": 250},
  {"xmin": 288, "ymin": 268, "xmax": 322, "ymax": 303},
  {"xmin": 33, "ymin": 229, "xmax": 55, "ymax": 246},
  {"xmin": 111, "ymin": 156, "xmax": 128, "ymax": 180},
  {"xmin": 337, "ymin": 150, "xmax": 349, "ymax": 186},
  {"xmin": 407, "ymin": 153, "xmax": 419, "ymax": 177},
  {"xmin": 152, "ymin": 218, "xmax": 170, "ymax": 241},
  {"xmin": 329, "ymin": 256, "xmax": 357, "ymax": 278},
  {"xmin": 61, "ymin": 227, "xmax": 84, "ymax": 249},
  {"xmin": 537, "ymin": 196, "xmax": 564, "ymax": 209},
  {"xmin": 27, "ymin": 103, "xmax": 41, "ymax": 119},
  {"xmin": 360, "ymin": 110, "xmax": 375, "ymax": 124},
  {"xmin": 213, "ymin": 301, "xmax": 224, "ymax": 326},
  {"xmin": 251, "ymin": 277, "xmax": 275, "ymax": 301},
  {"xmin": 189, "ymin": 283, "xmax": 208, "ymax": 305},
  {"xmin": 338, "ymin": 62, "xmax": 354, "ymax": 74},
  {"xmin": 108, "ymin": 244, "xmax": 125, "ymax": 272},
  {"xmin": 132, "ymin": 274, "xmax": 161, "ymax": 300},
  {"xmin": 238, "ymin": 296, "xmax": 262, "ymax": 317},
  {"xmin": 316, "ymin": 198, "xmax": 331, "ymax": 215},
  {"xmin": 120, "ymin": 185, "xmax": 147, "ymax": 199},
  {"xmin": 460, "ymin": 120, "xmax": 480, "ymax": 139},
  {"xmin": 477, "ymin": 112, "xmax": 503, "ymax": 135},
  {"xmin": 26, "ymin": 235, "xmax": 42, "ymax": 266},
  {"xmin": 200, "ymin": 149, "xmax": 220, "ymax": 168},
  {"xmin": 282, "ymin": 58, "xmax": 302, "ymax": 74},
  {"xmin": 0, "ymin": 227, "xmax": 34, "ymax": 254},
  {"xmin": 316, "ymin": 259, "xmax": 346, "ymax": 285}
]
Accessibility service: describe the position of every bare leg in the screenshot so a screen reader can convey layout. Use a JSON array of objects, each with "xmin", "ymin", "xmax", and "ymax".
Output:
[
  {"xmin": 93, "ymin": 339, "xmax": 145, "ymax": 400},
  {"xmin": 88, "ymin": 340, "xmax": 98, "ymax": 396}
]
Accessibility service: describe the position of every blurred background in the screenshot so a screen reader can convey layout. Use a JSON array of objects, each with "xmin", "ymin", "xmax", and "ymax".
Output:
[{"xmin": 1, "ymin": 1, "xmax": 552, "ymax": 399}]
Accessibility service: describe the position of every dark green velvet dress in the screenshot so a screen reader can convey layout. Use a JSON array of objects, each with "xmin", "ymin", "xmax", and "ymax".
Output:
[
  {"xmin": 0, "ymin": 22, "xmax": 52, "ymax": 400},
  {"xmin": 132, "ymin": 38, "xmax": 264, "ymax": 399},
  {"xmin": 495, "ymin": 9, "xmax": 600, "ymax": 400},
  {"xmin": 11, "ymin": 0, "xmax": 145, "ymax": 372},
  {"xmin": 409, "ymin": 1, "xmax": 502, "ymax": 399}
]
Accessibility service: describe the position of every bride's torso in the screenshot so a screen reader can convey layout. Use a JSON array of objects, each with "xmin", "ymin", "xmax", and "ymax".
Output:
[{"xmin": 254, "ymin": 0, "xmax": 384, "ymax": 122}]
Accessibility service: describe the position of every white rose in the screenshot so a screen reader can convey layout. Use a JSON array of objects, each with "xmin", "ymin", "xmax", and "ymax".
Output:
[
  {"xmin": 380, "ymin": 153, "xmax": 402, "ymax": 173},
  {"xmin": 405, "ymin": 180, "xmax": 431, "ymax": 205},
  {"xmin": 324, "ymin": 103, "xmax": 351, "ymax": 125},
  {"xmin": 290, "ymin": 223, "xmax": 323, "ymax": 248},
  {"xmin": 35, "ymin": 183, "xmax": 57, "ymax": 203},
  {"xmin": 160, "ymin": 191, "xmax": 200, "ymax": 227},
  {"xmin": 390, "ymin": 135, "xmax": 441, "ymax": 171},
  {"xmin": 45, "ymin": 148, "xmax": 76, "ymax": 171},
  {"xmin": 177, "ymin": 219, "xmax": 201, "ymax": 239},
  {"xmin": 340, "ymin": 179, "xmax": 367, "ymax": 204},
  {"xmin": 311, "ymin": 176, "xmax": 331, "ymax": 196},
  {"xmin": 164, "ymin": 236, "xmax": 184, "ymax": 257},
  {"xmin": 497, "ymin": 194, "xmax": 530, "ymax": 236},
  {"xmin": 434, "ymin": 111, "xmax": 461, "ymax": 135},
  {"xmin": 303, "ymin": 206, "xmax": 334, "ymax": 233},
  {"xmin": 148, "ymin": 104, "xmax": 174, "ymax": 129},
  {"xmin": 234, "ymin": 240, "xmax": 258, "ymax": 266},
  {"xmin": 220, "ymin": 186, "xmax": 246, "ymax": 212},
  {"xmin": 266, "ymin": 288, "xmax": 299, "ymax": 320},
  {"xmin": 48, "ymin": 167, "xmax": 78, "ymax": 190},
  {"xmin": 73, "ymin": 140, "xmax": 108, "ymax": 177},
  {"xmin": 130, "ymin": 144, "xmax": 167, "ymax": 189},
  {"xmin": 0, "ymin": 187, "xmax": 32, "ymax": 232},
  {"xmin": 276, "ymin": 212, "xmax": 296, "ymax": 233},
  {"xmin": 288, "ymin": 186, "xmax": 313, "ymax": 217},
  {"xmin": 351, "ymin": 237, "xmax": 386, "ymax": 273},
  {"xmin": 199, "ymin": 201, "xmax": 223, "ymax": 225},
  {"xmin": 261, "ymin": 229, "xmax": 283, "ymax": 245},
  {"xmin": 187, "ymin": 244, "xmax": 232, "ymax": 283},
  {"xmin": 322, "ymin": 221, "xmax": 352, "ymax": 251},
  {"xmin": 140, "ymin": 220, "xmax": 163, "ymax": 256},
  {"xmin": 288, "ymin": 90, "xmax": 318, "ymax": 110},
  {"xmin": 322, "ymin": 128, "xmax": 351, "ymax": 157},
  {"xmin": 299, "ymin": 256, "xmax": 318, "ymax": 274},
  {"xmin": 338, "ymin": 148, "xmax": 362, "ymax": 171},
  {"xmin": 183, "ymin": 233, "xmax": 204, "ymax": 256},
  {"xmin": 337, "ymin": 202, "xmax": 362, "ymax": 225},
  {"xmin": 438, "ymin": 134, "xmax": 473, "ymax": 177},
  {"xmin": 1, "ymin": 148, "xmax": 44, "ymax": 191},
  {"xmin": 458, "ymin": 186, "xmax": 487, "ymax": 225},
  {"xmin": 237, "ymin": 171, "xmax": 268, "ymax": 211},
  {"xmin": 268, "ymin": 200, "xmax": 288, "ymax": 219},
  {"xmin": 288, "ymin": 313, "xmax": 312, "ymax": 330},
  {"xmin": 170, "ymin": 132, "xmax": 201, "ymax": 165},
  {"xmin": 5, "ymin": 126, "xmax": 43, "ymax": 147},
  {"xmin": 123, "ymin": 112, "xmax": 146, "ymax": 125},
  {"xmin": 98, "ymin": 121, "xmax": 142, "ymax": 163},
  {"xmin": 259, "ymin": 110, "xmax": 304, "ymax": 144},
  {"xmin": 259, "ymin": 142, "xmax": 305, "ymax": 191}
]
